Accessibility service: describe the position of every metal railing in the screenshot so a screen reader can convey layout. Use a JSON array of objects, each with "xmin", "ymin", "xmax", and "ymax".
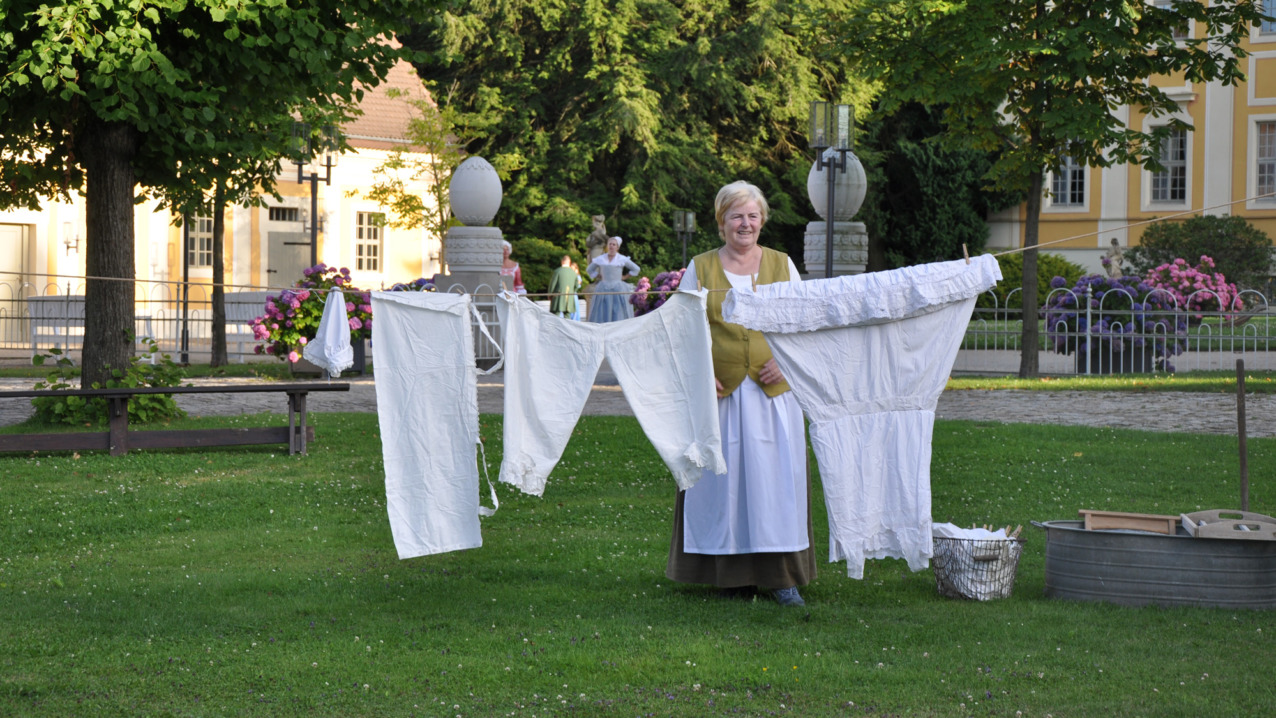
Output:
[{"xmin": 954, "ymin": 286, "xmax": 1276, "ymax": 375}]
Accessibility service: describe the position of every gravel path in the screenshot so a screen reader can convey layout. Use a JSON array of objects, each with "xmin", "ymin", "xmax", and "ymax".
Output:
[{"xmin": 0, "ymin": 376, "xmax": 1267, "ymax": 437}]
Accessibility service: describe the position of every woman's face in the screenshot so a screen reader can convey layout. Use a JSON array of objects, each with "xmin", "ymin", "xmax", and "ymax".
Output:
[
  {"xmin": 606, "ymin": 239, "xmax": 619, "ymax": 256},
  {"xmin": 503, "ymin": 245, "xmax": 512, "ymax": 260},
  {"xmin": 720, "ymin": 199, "xmax": 764, "ymax": 252}
]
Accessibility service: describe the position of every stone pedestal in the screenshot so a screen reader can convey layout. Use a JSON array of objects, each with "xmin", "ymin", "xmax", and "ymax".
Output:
[
  {"xmin": 437, "ymin": 225, "xmax": 504, "ymax": 296},
  {"xmin": 803, "ymin": 221, "xmax": 868, "ymax": 279}
]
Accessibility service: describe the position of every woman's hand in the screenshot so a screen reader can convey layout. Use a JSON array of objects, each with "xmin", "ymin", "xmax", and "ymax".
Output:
[
  {"xmin": 758, "ymin": 358, "xmax": 784, "ymax": 386},
  {"xmin": 715, "ymin": 376, "xmax": 727, "ymax": 399}
]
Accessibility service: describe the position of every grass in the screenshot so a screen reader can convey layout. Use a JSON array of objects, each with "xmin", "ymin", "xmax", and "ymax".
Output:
[
  {"xmin": 2, "ymin": 410, "xmax": 1273, "ymax": 716},
  {"xmin": 946, "ymin": 369, "xmax": 1276, "ymax": 393}
]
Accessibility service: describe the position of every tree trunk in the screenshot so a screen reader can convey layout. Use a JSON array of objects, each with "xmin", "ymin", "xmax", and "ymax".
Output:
[
  {"xmin": 1017, "ymin": 171, "xmax": 1044, "ymax": 378},
  {"xmin": 210, "ymin": 181, "xmax": 229, "ymax": 367},
  {"xmin": 78, "ymin": 120, "xmax": 138, "ymax": 388}
]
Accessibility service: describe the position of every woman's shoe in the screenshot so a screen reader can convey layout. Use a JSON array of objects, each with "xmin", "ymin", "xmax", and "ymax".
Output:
[{"xmin": 772, "ymin": 586, "xmax": 805, "ymax": 607}]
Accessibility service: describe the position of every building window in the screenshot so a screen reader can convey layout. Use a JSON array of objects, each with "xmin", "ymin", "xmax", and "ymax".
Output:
[
  {"xmin": 268, "ymin": 206, "xmax": 299, "ymax": 222},
  {"xmin": 355, "ymin": 212, "xmax": 384, "ymax": 272},
  {"xmin": 1151, "ymin": 127, "xmax": 1187, "ymax": 203},
  {"xmin": 1263, "ymin": 1, "xmax": 1276, "ymax": 34},
  {"xmin": 1050, "ymin": 156, "xmax": 1086, "ymax": 207},
  {"xmin": 1260, "ymin": 122, "xmax": 1276, "ymax": 200},
  {"xmin": 187, "ymin": 215, "xmax": 213, "ymax": 267},
  {"xmin": 1152, "ymin": 0, "xmax": 1189, "ymax": 40}
]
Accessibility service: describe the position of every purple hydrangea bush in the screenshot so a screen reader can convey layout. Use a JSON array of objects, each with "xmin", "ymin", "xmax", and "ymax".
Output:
[
  {"xmin": 1042, "ymin": 273, "xmax": 1186, "ymax": 360},
  {"xmin": 630, "ymin": 268, "xmax": 685, "ymax": 317}
]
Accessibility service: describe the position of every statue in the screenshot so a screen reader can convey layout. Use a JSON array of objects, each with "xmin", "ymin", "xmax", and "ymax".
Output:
[
  {"xmin": 1102, "ymin": 237, "xmax": 1123, "ymax": 278},
  {"xmin": 585, "ymin": 215, "xmax": 608, "ymax": 261}
]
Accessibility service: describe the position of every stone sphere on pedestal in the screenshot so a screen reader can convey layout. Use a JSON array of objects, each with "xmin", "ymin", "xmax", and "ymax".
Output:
[
  {"xmin": 449, "ymin": 157, "xmax": 503, "ymax": 225},
  {"xmin": 807, "ymin": 152, "xmax": 867, "ymax": 221}
]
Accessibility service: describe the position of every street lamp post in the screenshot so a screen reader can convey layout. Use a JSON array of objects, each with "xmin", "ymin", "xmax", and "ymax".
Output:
[
  {"xmin": 672, "ymin": 210, "xmax": 696, "ymax": 268},
  {"xmin": 808, "ymin": 102, "xmax": 854, "ymax": 279},
  {"xmin": 292, "ymin": 123, "xmax": 340, "ymax": 268}
]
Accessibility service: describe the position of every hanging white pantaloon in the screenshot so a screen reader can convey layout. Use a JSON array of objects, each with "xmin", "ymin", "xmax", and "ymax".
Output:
[
  {"xmin": 722, "ymin": 255, "xmax": 1002, "ymax": 578},
  {"xmin": 497, "ymin": 289, "xmax": 726, "ymax": 497},
  {"xmin": 372, "ymin": 291, "xmax": 496, "ymax": 559}
]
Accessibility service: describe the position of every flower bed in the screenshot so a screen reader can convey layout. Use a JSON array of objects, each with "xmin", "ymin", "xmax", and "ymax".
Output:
[
  {"xmin": 1042, "ymin": 274, "xmax": 1185, "ymax": 372},
  {"xmin": 250, "ymin": 264, "xmax": 373, "ymax": 363}
]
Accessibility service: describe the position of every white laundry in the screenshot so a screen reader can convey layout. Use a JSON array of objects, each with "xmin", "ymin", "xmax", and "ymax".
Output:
[
  {"xmin": 372, "ymin": 291, "xmax": 498, "ymax": 559},
  {"xmin": 722, "ymin": 255, "xmax": 1002, "ymax": 579},
  {"xmin": 497, "ymin": 289, "xmax": 726, "ymax": 497},
  {"xmin": 303, "ymin": 288, "xmax": 353, "ymax": 377}
]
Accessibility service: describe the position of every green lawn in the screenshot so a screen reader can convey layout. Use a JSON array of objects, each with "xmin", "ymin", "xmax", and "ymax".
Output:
[{"xmin": 2, "ymin": 411, "xmax": 1272, "ymax": 716}]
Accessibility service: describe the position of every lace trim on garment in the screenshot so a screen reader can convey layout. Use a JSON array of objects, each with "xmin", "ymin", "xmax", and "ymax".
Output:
[
  {"xmin": 499, "ymin": 451, "xmax": 546, "ymax": 497},
  {"xmin": 681, "ymin": 441, "xmax": 728, "ymax": 487},
  {"xmin": 722, "ymin": 255, "xmax": 1002, "ymax": 334}
]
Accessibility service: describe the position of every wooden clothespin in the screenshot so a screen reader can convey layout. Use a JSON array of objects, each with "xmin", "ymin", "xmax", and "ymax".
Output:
[{"xmin": 962, "ymin": 244, "xmax": 970, "ymax": 265}]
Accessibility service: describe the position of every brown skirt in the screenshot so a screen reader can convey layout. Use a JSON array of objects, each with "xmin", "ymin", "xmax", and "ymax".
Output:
[{"xmin": 664, "ymin": 467, "xmax": 816, "ymax": 590}]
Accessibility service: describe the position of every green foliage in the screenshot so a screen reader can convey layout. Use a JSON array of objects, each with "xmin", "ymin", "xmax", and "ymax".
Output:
[
  {"xmin": 406, "ymin": 0, "xmax": 864, "ymax": 268},
  {"xmin": 979, "ymin": 252, "xmax": 1087, "ymax": 310},
  {"xmin": 362, "ymin": 92, "xmax": 470, "ymax": 250},
  {"xmin": 30, "ymin": 338, "xmax": 187, "ymax": 426},
  {"xmin": 859, "ymin": 103, "xmax": 1023, "ymax": 269},
  {"xmin": 511, "ymin": 238, "xmax": 585, "ymax": 295},
  {"xmin": 1125, "ymin": 215, "xmax": 1274, "ymax": 290}
]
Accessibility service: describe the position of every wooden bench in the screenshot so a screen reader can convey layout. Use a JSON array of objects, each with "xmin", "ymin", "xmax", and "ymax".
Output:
[{"xmin": 0, "ymin": 382, "xmax": 349, "ymax": 456}]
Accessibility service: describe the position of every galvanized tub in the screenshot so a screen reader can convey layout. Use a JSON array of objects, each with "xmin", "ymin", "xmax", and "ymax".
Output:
[{"xmin": 1038, "ymin": 520, "xmax": 1276, "ymax": 609}]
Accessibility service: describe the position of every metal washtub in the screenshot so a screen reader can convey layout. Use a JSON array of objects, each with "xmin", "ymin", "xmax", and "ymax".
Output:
[{"xmin": 1037, "ymin": 520, "xmax": 1276, "ymax": 609}]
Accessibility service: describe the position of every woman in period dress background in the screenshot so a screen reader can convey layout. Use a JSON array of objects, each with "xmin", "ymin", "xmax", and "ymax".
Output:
[
  {"xmin": 500, "ymin": 240, "xmax": 527, "ymax": 294},
  {"xmin": 666, "ymin": 180, "xmax": 813, "ymax": 607},
  {"xmin": 586, "ymin": 236, "xmax": 639, "ymax": 323}
]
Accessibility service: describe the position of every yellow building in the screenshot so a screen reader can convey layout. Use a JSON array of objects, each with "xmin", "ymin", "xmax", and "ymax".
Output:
[{"xmin": 988, "ymin": 13, "xmax": 1276, "ymax": 275}]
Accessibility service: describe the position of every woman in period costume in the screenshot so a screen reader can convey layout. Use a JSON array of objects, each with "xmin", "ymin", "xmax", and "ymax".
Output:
[
  {"xmin": 666, "ymin": 180, "xmax": 813, "ymax": 607},
  {"xmin": 586, "ymin": 236, "xmax": 639, "ymax": 323}
]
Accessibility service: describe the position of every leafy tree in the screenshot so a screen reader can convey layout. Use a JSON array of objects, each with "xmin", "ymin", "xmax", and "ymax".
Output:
[
  {"xmin": 839, "ymin": 0, "xmax": 1264, "ymax": 377},
  {"xmin": 1125, "ymin": 214, "xmax": 1274, "ymax": 290},
  {"xmin": 858, "ymin": 103, "xmax": 1023, "ymax": 270},
  {"xmin": 0, "ymin": 1, "xmax": 427, "ymax": 385},
  {"xmin": 405, "ymin": 0, "xmax": 863, "ymax": 269},
  {"xmin": 361, "ymin": 86, "xmax": 471, "ymax": 270}
]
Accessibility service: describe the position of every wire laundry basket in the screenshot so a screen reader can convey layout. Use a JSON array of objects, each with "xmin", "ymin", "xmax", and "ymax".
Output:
[{"xmin": 932, "ymin": 537, "xmax": 1025, "ymax": 601}]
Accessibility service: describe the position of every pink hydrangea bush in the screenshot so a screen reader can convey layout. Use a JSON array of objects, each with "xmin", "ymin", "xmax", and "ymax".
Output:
[
  {"xmin": 1142, "ymin": 256, "xmax": 1241, "ymax": 321},
  {"xmin": 250, "ymin": 264, "xmax": 373, "ymax": 362}
]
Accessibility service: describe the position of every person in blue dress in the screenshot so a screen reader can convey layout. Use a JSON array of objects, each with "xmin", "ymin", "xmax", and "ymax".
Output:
[{"xmin": 586, "ymin": 236, "xmax": 640, "ymax": 323}]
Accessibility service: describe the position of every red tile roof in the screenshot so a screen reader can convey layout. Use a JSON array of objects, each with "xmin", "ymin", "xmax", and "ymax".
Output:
[{"xmin": 344, "ymin": 58, "xmax": 435, "ymax": 152}]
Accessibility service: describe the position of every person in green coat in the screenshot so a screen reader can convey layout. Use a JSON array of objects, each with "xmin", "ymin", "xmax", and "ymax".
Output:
[{"xmin": 547, "ymin": 255, "xmax": 581, "ymax": 318}]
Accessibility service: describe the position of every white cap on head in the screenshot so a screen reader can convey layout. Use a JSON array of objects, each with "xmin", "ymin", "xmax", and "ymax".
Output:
[{"xmin": 608, "ymin": 236, "xmax": 623, "ymax": 247}]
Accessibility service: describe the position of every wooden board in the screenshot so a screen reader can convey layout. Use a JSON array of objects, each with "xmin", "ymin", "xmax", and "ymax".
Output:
[{"xmin": 1078, "ymin": 509, "xmax": 1179, "ymax": 535}]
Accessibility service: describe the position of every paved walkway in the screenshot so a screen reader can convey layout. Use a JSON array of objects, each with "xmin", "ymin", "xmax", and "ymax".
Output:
[{"xmin": 0, "ymin": 374, "xmax": 1268, "ymax": 437}]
